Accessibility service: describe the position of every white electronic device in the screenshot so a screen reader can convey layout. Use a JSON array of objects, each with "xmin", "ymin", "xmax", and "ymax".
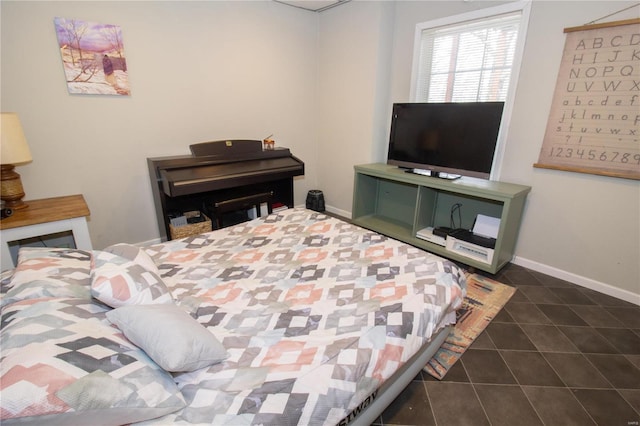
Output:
[
  {"xmin": 416, "ymin": 226, "xmax": 447, "ymax": 246},
  {"xmin": 472, "ymin": 214, "xmax": 500, "ymax": 239},
  {"xmin": 446, "ymin": 236, "xmax": 494, "ymax": 264}
]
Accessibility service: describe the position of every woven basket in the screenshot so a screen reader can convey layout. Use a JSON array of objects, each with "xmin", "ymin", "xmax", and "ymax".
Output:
[{"xmin": 169, "ymin": 211, "xmax": 212, "ymax": 240}]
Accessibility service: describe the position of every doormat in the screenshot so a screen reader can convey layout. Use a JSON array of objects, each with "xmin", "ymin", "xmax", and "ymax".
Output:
[{"xmin": 424, "ymin": 273, "xmax": 516, "ymax": 380}]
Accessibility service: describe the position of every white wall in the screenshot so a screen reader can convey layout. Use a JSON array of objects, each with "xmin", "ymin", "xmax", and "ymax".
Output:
[
  {"xmin": 2, "ymin": 1, "xmax": 638, "ymax": 302},
  {"xmin": 1, "ymin": 1, "xmax": 318, "ymax": 249},
  {"xmin": 316, "ymin": 0, "xmax": 639, "ymax": 302},
  {"xmin": 316, "ymin": 1, "xmax": 395, "ymax": 216},
  {"xmin": 504, "ymin": 1, "xmax": 639, "ymax": 300}
]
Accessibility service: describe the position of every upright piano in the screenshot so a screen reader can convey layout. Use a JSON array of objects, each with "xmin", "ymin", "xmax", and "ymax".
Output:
[{"xmin": 148, "ymin": 140, "xmax": 304, "ymax": 241}]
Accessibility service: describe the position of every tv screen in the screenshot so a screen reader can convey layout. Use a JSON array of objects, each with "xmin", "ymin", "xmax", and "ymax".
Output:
[{"xmin": 386, "ymin": 102, "xmax": 505, "ymax": 179}]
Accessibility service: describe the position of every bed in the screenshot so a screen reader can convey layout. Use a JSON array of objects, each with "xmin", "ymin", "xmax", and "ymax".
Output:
[{"xmin": 1, "ymin": 208, "xmax": 465, "ymax": 425}]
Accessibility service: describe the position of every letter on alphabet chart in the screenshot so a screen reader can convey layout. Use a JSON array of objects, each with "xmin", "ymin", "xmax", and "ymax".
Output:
[
  {"xmin": 575, "ymin": 38, "xmax": 605, "ymax": 49},
  {"xmin": 560, "ymin": 95, "xmax": 640, "ymax": 107},
  {"xmin": 603, "ymin": 80, "xmax": 622, "ymax": 91},
  {"xmin": 576, "ymin": 34, "xmax": 640, "ymax": 49},
  {"xmin": 611, "ymin": 35, "xmax": 622, "ymax": 47},
  {"xmin": 607, "ymin": 51, "xmax": 621, "ymax": 62},
  {"xmin": 620, "ymin": 65, "xmax": 633, "ymax": 77}
]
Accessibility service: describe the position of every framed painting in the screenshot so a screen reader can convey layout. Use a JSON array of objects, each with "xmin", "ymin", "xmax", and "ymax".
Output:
[{"xmin": 54, "ymin": 17, "xmax": 131, "ymax": 96}]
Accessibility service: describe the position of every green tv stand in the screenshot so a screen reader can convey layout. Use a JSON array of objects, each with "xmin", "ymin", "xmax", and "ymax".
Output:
[{"xmin": 352, "ymin": 163, "xmax": 531, "ymax": 274}]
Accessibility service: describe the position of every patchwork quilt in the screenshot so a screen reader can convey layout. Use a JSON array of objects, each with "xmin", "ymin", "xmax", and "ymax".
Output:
[
  {"xmin": 142, "ymin": 209, "xmax": 465, "ymax": 425},
  {"xmin": 1, "ymin": 208, "xmax": 465, "ymax": 426}
]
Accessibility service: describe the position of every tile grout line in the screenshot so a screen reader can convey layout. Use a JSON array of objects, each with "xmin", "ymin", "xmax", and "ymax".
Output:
[
  {"xmin": 510, "ymin": 280, "xmax": 638, "ymax": 426},
  {"xmin": 421, "ymin": 375, "xmax": 438, "ymax": 426},
  {"xmin": 468, "ymin": 321, "xmax": 523, "ymax": 426},
  {"xmin": 377, "ymin": 263, "xmax": 640, "ymax": 425},
  {"xmin": 494, "ymin": 320, "xmax": 548, "ymax": 425},
  {"xmin": 466, "ymin": 369, "xmax": 494, "ymax": 425}
]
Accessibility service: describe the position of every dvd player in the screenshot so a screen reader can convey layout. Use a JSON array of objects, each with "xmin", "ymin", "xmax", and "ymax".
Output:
[{"xmin": 449, "ymin": 229, "xmax": 496, "ymax": 249}]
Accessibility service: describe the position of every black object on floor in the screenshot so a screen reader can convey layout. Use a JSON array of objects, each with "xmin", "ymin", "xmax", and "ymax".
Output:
[{"xmin": 306, "ymin": 190, "xmax": 325, "ymax": 212}]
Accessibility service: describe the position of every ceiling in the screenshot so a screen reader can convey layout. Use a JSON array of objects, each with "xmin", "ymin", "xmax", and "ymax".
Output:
[{"xmin": 275, "ymin": 0, "xmax": 351, "ymax": 12}]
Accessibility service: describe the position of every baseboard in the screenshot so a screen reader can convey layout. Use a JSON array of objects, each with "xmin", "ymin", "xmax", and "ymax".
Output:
[
  {"xmin": 512, "ymin": 256, "xmax": 640, "ymax": 306},
  {"xmin": 295, "ymin": 202, "xmax": 351, "ymax": 221},
  {"xmin": 137, "ymin": 237, "xmax": 162, "ymax": 247},
  {"xmin": 324, "ymin": 205, "xmax": 351, "ymax": 220}
]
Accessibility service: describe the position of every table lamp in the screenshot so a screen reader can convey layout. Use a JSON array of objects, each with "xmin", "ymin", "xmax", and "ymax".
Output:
[{"xmin": 1, "ymin": 113, "xmax": 32, "ymax": 210}]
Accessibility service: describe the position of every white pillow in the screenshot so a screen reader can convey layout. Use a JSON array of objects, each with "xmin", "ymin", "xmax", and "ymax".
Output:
[{"xmin": 106, "ymin": 304, "xmax": 228, "ymax": 372}]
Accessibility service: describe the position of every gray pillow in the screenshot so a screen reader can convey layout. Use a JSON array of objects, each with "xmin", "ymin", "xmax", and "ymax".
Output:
[{"xmin": 106, "ymin": 304, "xmax": 228, "ymax": 372}]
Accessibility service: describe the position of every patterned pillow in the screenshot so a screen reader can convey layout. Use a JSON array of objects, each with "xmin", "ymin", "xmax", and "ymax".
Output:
[
  {"xmin": 91, "ymin": 251, "xmax": 173, "ymax": 308},
  {"xmin": 0, "ymin": 269, "xmax": 14, "ymax": 297},
  {"xmin": 103, "ymin": 243, "xmax": 159, "ymax": 275},
  {"xmin": 0, "ymin": 297, "xmax": 186, "ymax": 424},
  {"xmin": 0, "ymin": 248, "xmax": 92, "ymax": 308}
]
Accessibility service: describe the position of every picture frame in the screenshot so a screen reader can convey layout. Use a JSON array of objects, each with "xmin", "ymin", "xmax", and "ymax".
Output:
[{"xmin": 54, "ymin": 17, "xmax": 131, "ymax": 96}]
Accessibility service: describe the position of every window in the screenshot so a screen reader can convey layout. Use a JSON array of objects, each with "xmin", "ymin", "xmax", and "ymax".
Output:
[
  {"xmin": 416, "ymin": 13, "xmax": 521, "ymax": 102},
  {"xmin": 410, "ymin": 1, "xmax": 531, "ymax": 178}
]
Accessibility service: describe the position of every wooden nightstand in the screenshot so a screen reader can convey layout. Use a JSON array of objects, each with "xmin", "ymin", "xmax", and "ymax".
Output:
[{"xmin": 0, "ymin": 195, "xmax": 92, "ymax": 270}]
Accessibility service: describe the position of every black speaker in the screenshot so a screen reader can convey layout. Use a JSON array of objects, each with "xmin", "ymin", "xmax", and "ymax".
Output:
[{"xmin": 306, "ymin": 190, "xmax": 325, "ymax": 212}]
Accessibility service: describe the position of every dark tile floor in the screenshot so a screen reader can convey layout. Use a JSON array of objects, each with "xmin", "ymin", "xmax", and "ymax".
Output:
[{"xmin": 373, "ymin": 263, "xmax": 640, "ymax": 426}]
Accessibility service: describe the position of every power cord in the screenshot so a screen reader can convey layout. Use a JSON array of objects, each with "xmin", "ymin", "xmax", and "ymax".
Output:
[
  {"xmin": 450, "ymin": 203, "xmax": 462, "ymax": 230},
  {"xmin": 432, "ymin": 202, "xmax": 464, "ymax": 238}
]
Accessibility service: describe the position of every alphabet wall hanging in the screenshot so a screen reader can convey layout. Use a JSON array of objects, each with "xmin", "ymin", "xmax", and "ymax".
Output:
[{"xmin": 534, "ymin": 17, "xmax": 640, "ymax": 180}]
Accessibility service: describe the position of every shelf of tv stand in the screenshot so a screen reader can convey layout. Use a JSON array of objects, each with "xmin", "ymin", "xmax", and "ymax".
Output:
[
  {"xmin": 355, "ymin": 214, "xmax": 414, "ymax": 240},
  {"xmin": 351, "ymin": 163, "xmax": 531, "ymax": 274}
]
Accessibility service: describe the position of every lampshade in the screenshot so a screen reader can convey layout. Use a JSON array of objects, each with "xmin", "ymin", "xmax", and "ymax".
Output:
[
  {"xmin": 1, "ymin": 113, "xmax": 32, "ymax": 165},
  {"xmin": 1, "ymin": 112, "xmax": 32, "ymax": 210}
]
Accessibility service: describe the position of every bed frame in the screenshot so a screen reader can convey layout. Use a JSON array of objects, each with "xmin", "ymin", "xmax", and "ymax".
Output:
[{"xmin": 346, "ymin": 326, "xmax": 450, "ymax": 425}]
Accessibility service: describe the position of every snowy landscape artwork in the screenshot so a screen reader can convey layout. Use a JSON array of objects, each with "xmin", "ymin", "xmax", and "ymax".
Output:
[{"xmin": 54, "ymin": 17, "xmax": 130, "ymax": 96}]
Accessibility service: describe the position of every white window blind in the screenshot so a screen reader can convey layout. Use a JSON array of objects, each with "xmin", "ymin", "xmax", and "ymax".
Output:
[{"xmin": 415, "ymin": 12, "xmax": 522, "ymax": 103}]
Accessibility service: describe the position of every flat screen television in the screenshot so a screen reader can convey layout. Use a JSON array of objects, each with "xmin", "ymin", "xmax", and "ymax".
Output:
[{"xmin": 386, "ymin": 102, "xmax": 505, "ymax": 179}]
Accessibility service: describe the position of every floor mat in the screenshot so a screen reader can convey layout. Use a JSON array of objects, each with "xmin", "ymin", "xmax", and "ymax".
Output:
[{"xmin": 424, "ymin": 273, "xmax": 516, "ymax": 379}]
